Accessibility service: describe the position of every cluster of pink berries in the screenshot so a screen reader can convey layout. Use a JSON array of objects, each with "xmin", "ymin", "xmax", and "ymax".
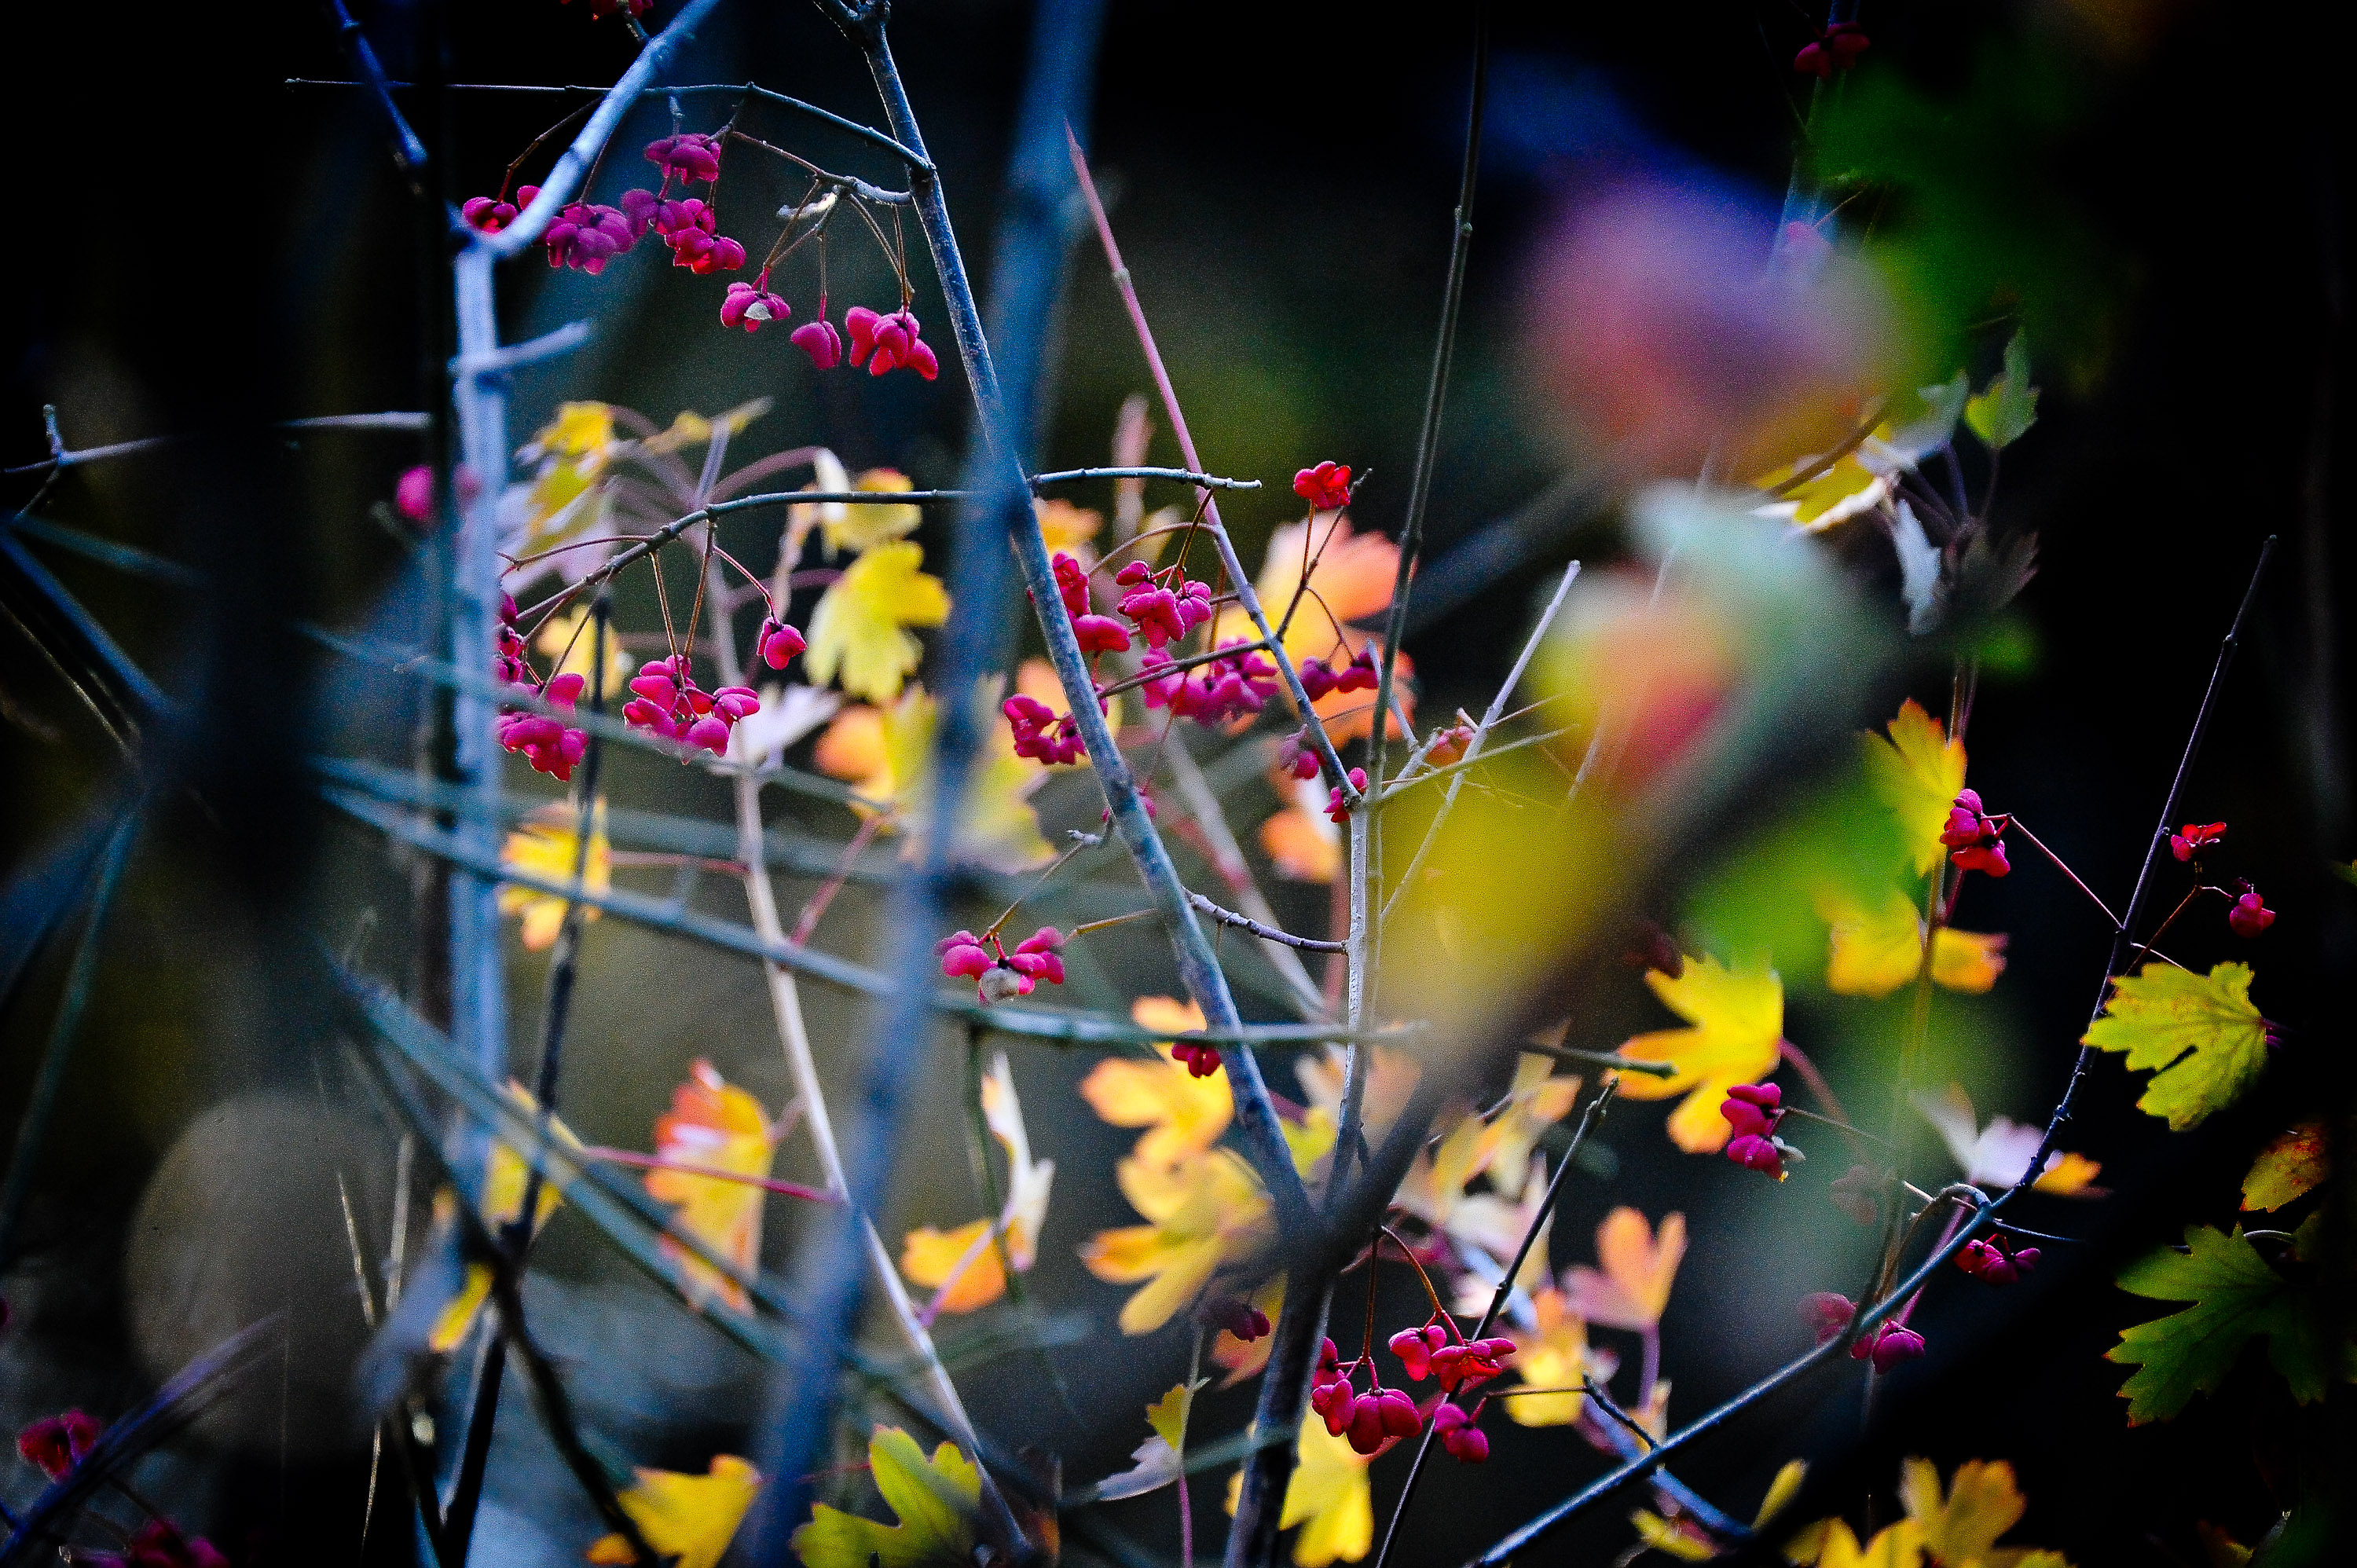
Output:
[
  {"xmin": 1312, "ymin": 1321, "xmax": 1515, "ymax": 1460},
  {"xmin": 1004, "ymin": 693, "xmax": 1090, "ymax": 766},
  {"xmin": 1138, "ymin": 642, "xmax": 1281, "ymax": 728},
  {"xmin": 1325, "ymin": 767, "xmax": 1368, "ymax": 823},
  {"xmin": 1802, "ymin": 1292, "xmax": 1926, "ymax": 1373},
  {"xmin": 937, "ymin": 925, "xmax": 1066, "ymax": 1005},
  {"xmin": 1296, "ymin": 647, "xmax": 1380, "ymax": 702},
  {"xmin": 1169, "ymin": 1035, "xmax": 1222, "ymax": 1078},
  {"xmin": 621, "ymin": 654, "xmax": 763, "ymax": 756},
  {"xmin": 493, "ymin": 594, "xmax": 592, "ymax": 781},
  {"xmin": 1293, "ymin": 461, "xmax": 1354, "ymax": 511},
  {"xmin": 1112, "ymin": 560, "xmax": 1215, "ymax": 649},
  {"xmin": 1720, "ymin": 1082, "xmax": 1799, "ymax": 1181},
  {"xmin": 2161, "ymin": 821, "xmax": 2276, "ymax": 936},
  {"xmin": 16, "ymin": 1412, "xmax": 229, "ymax": 1567},
  {"xmin": 462, "ymin": 133, "xmax": 749, "ymax": 277},
  {"xmin": 2169, "ymin": 821, "xmax": 2227, "ymax": 862},
  {"xmin": 1956, "ymin": 1235, "xmax": 2040, "ymax": 1286},
  {"xmin": 1941, "ymin": 788, "xmax": 2010, "ymax": 877},
  {"xmin": 1312, "ymin": 1339, "xmax": 1421, "ymax": 1456}
]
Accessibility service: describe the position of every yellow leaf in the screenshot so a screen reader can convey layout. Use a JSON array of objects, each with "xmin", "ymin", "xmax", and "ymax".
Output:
[
  {"xmin": 637, "ymin": 397, "xmax": 771, "ymax": 456},
  {"xmin": 533, "ymin": 607, "xmax": 629, "ymax": 698},
  {"xmin": 426, "ymin": 1086, "xmax": 588, "ymax": 1353},
  {"xmin": 1756, "ymin": 1460, "xmax": 1809, "ymax": 1527},
  {"xmin": 1615, "ymin": 954, "xmax": 1786, "ymax": 1152},
  {"xmin": 1400, "ymin": 1056, "xmax": 1578, "ymax": 1226},
  {"xmin": 2082, "ymin": 962, "xmax": 2271, "ymax": 1131},
  {"xmin": 1145, "ymin": 1380, "xmax": 1200, "ymax": 1451},
  {"xmin": 1818, "ymin": 886, "xmax": 2006, "ymax": 998},
  {"xmin": 819, "ymin": 468, "xmax": 925, "ymax": 557},
  {"xmin": 498, "ymin": 804, "xmax": 611, "ymax": 952},
  {"xmin": 519, "ymin": 402, "xmax": 620, "ymax": 541},
  {"xmin": 646, "ymin": 1061, "xmax": 781, "ymax": 1312},
  {"xmin": 1631, "ymin": 1508, "xmax": 1721, "ymax": 1561},
  {"xmin": 1863, "ymin": 700, "xmax": 1967, "ymax": 878},
  {"xmin": 536, "ymin": 401, "xmax": 617, "ymax": 459},
  {"xmin": 1079, "ymin": 1000, "xmax": 1230, "ymax": 1168},
  {"xmin": 1752, "ymin": 451, "xmax": 1893, "ymax": 532},
  {"xmin": 588, "ymin": 1456, "xmax": 761, "ymax": 1568},
  {"xmin": 1223, "ymin": 1420, "xmax": 1373, "ymax": 1568},
  {"xmin": 805, "ymin": 540, "xmax": 950, "ymax": 702},
  {"xmin": 1814, "ymin": 1520, "xmax": 1922, "ymax": 1568},
  {"xmin": 790, "ymin": 1429, "xmax": 978, "ymax": 1568},
  {"xmin": 2033, "ymin": 1152, "xmax": 2104, "ymax": 1196},
  {"xmin": 2242, "ymin": 1122, "xmax": 2329, "ymax": 1212},
  {"xmin": 1080, "ymin": 1149, "xmax": 1269, "ymax": 1334},
  {"xmin": 1563, "ymin": 1207, "xmax": 1688, "ymax": 1332},
  {"xmin": 1503, "ymin": 1288, "xmax": 1598, "ymax": 1427},
  {"xmin": 1036, "ymin": 497, "xmax": 1102, "ymax": 556},
  {"xmin": 819, "ymin": 685, "xmax": 1054, "ymax": 872},
  {"xmin": 1295, "ymin": 1044, "xmax": 1419, "ymax": 1147},
  {"xmin": 1443, "ymin": 1160, "xmax": 1556, "ymax": 1309},
  {"xmin": 900, "ymin": 1053, "xmax": 1054, "ymax": 1313},
  {"xmin": 1895, "ymin": 1456, "xmax": 2072, "ymax": 1568}
]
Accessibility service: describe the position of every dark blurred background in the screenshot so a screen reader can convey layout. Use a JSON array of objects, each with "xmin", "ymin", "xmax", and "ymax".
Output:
[{"xmin": 2, "ymin": 1, "xmax": 2350, "ymax": 1565}]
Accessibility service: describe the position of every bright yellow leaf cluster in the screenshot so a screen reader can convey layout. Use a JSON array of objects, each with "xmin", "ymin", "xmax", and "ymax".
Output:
[{"xmin": 1783, "ymin": 1457, "xmax": 2073, "ymax": 1568}]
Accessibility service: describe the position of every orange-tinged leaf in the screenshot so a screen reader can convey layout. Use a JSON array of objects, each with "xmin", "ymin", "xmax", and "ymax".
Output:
[
  {"xmin": 647, "ymin": 1061, "xmax": 781, "ymax": 1312},
  {"xmin": 1817, "ymin": 886, "xmax": 2005, "ymax": 998},
  {"xmin": 2242, "ymin": 1122, "xmax": 2329, "ymax": 1212},
  {"xmin": 1220, "ymin": 515, "xmax": 1413, "ymax": 742},
  {"xmin": 1224, "ymin": 1419, "xmax": 1373, "ymax": 1568},
  {"xmin": 899, "ymin": 1053, "xmax": 1054, "ymax": 1313},
  {"xmin": 1078, "ymin": 1000, "xmax": 1230, "ymax": 1167},
  {"xmin": 805, "ymin": 540, "xmax": 950, "ymax": 702},
  {"xmin": 1262, "ymin": 777, "xmax": 1343, "ymax": 883},
  {"xmin": 1563, "ymin": 1207, "xmax": 1688, "ymax": 1332},
  {"xmin": 790, "ymin": 1428, "xmax": 978, "ymax": 1568},
  {"xmin": 1615, "ymin": 954, "xmax": 1785, "ymax": 1152},
  {"xmin": 819, "ymin": 685, "xmax": 1054, "ymax": 871},
  {"xmin": 1863, "ymin": 700, "xmax": 1967, "ymax": 878},
  {"xmin": 498, "ymin": 804, "xmax": 611, "ymax": 952},
  {"xmin": 813, "ymin": 704, "xmax": 889, "ymax": 791},
  {"xmin": 2083, "ymin": 962, "xmax": 2270, "ymax": 1131},
  {"xmin": 588, "ymin": 1456, "xmax": 760, "ymax": 1568}
]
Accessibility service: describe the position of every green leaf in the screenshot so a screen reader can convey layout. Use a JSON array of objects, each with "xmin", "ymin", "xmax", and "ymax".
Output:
[
  {"xmin": 2108, "ymin": 1225, "xmax": 2330, "ymax": 1423},
  {"xmin": 2081, "ymin": 962, "xmax": 2269, "ymax": 1130},
  {"xmin": 1964, "ymin": 332, "xmax": 2040, "ymax": 449},
  {"xmin": 791, "ymin": 1428, "xmax": 979, "ymax": 1568}
]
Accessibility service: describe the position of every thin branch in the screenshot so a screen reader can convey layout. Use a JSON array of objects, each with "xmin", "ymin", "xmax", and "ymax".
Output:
[
  {"xmin": 1188, "ymin": 892, "xmax": 1348, "ymax": 953},
  {"xmin": 2, "ymin": 407, "xmax": 431, "ymax": 476},
  {"xmin": 324, "ymin": 0, "xmax": 427, "ymax": 177}
]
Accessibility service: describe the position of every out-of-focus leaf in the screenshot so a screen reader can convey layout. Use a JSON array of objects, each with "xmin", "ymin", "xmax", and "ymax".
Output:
[
  {"xmin": 588, "ymin": 1456, "xmax": 761, "ymax": 1568},
  {"xmin": 1809, "ymin": 1520, "xmax": 1921, "ymax": 1568},
  {"xmin": 498, "ymin": 804, "xmax": 610, "ymax": 952},
  {"xmin": 1080, "ymin": 1149, "xmax": 1270, "ymax": 1335},
  {"xmin": 1503, "ymin": 1288, "xmax": 1607, "ymax": 1427},
  {"xmin": 1890, "ymin": 501, "xmax": 1944, "ymax": 636},
  {"xmin": 2242, "ymin": 1123, "xmax": 2329, "ymax": 1213},
  {"xmin": 900, "ymin": 1053, "xmax": 1054, "ymax": 1314},
  {"xmin": 1079, "ymin": 998, "xmax": 1230, "ymax": 1167},
  {"xmin": 1754, "ymin": 452, "xmax": 1891, "ymax": 533},
  {"xmin": 2082, "ymin": 962, "xmax": 2270, "ymax": 1131},
  {"xmin": 646, "ymin": 1061, "xmax": 782, "ymax": 1313},
  {"xmin": 1896, "ymin": 1456, "xmax": 2068, "ymax": 1568},
  {"xmin": 1222, "ymin": 1419, "xmax": 1373, "ymax": 1568},
  {"xmin": 805, "ymin": 540, "xmax": 950, "ymax": 702},
  {"xmin": 791, "ymin": 1429, "xmax": 978, "ymax": 1568},
  {"xmin": 1818, "ymin": 885, "xmax": 2004, "ymax": 998},
  {"xmin": 1964, "ymin": 332, "xmax": 2040, "ymax": 450},
  {"xmin": 1562, "ymin": 1207, "xmax": 1686, "ymax": 1332},
  {"xmin": 2109, "ymin": 1224, "xmax": 2336, "ymax": 1423},
  {"xmin": 1912, "ymin": 1083, "xmax": 2100, "ymax": 1196}
]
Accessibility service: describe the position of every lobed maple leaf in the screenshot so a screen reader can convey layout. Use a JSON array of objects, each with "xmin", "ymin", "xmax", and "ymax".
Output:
[
  {"xmin": 803, "ymin": 539, "xmax": 950, "ymax": 702},
  {"xmin": 1862, "ymin": 700, "xmax": 1966, "ymax": 878},
  {"xmin": 1222, "ymin": 1419, "xmax": 1373, "ymax": 1567},
  {"xmin": 1563, "ymin": 1206, "xmax": 1688, "ymax": 1332},
  {"xmin": 1398, "ymin": 1055, "xmax": 1578, "ymax": 1226},
  {"xmin": 2242, "ymin": 1122, "xmax": 2329, "ymax": 1213},
  {"xmin": 646, "ymin": 1061, "xmax": 782, "ymax": 1313},
  {"xmin": 1897, "ymin": 1456, "xmax": 2070, "ymax": 1568},
  {"xmin": 1088, "ymin": 1379, "xmax": 1204, "ymax": 1500},
  {"xmin": 900, "ymin": 1052, "xmax": 1055, "ymax": 1314},
  {"xmin": 818, "ymin": 467, "xmax": 925, "ymax": 557},
  {"xmin": 588, "ymin": 1455, "xmax": 761, "ymax": 1568},
  {"xmin": 1615, "ymin": 954, "xmax": 1787, "ymax": 1152},
  {"xmin": 2081, "ymin": 962, "xmax": 2270, "ymax": 1131},
  {"xmin": 498, "ymin": 804, "xmax": 611, "ymax": 952},
  {"xmin": 1817, "ymin": 886, "xmax": 2004, "ymax": 998},
  {"xmin": 791, "ymin": 1428, "xmax": 978, "ymax": 1568},
  {"xmin": 2107, "ymin": 1222, "xmax": 2337, "ymax": 1424}
]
